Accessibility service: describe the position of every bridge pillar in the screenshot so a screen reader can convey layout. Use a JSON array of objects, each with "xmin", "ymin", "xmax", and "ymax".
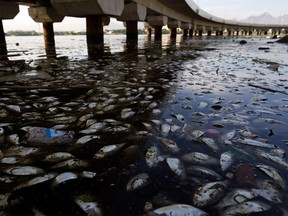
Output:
[
  {"xmin": 189, "ymin": 29, "xmax": 193, "ymax": 37},
  {"xmin": 86, "ymin": 15, "xmax": 104, "ymax": 58},
  {"xmin": 198, "ymin": 30, "xmax": 203, "ymax": 37},
  {"xmin": 154, "ymin": 26, "xmax": 162, "ymax": 41},
  {"xmin": 168, "ymin": 20, "xmax": 181, "ymax": 39},
  {"xmin": 181, "ymin": 23, "xmax": 191, "ymax": 38},
  {"xmin": 118, "ymin": 2, "xmax": 146, "ymax": 48},
  {"xmin": 183, "ymin": 29, "xmax": 188, "ymax": 37},
  {"xmin": 0, "ymin": 1, "xmax": 19, "ymax": 61},
  {"xmin": 0, "ymin": 20, "xmax": 7, "ymax": 61},
  {"xmin": 147, "ymin": 15, "xmax": 168, "ymax": 41},
  {"xmin": 170, "ymin": 28, "xmax": 177, "ymax": 39},
  {"xmin": 29, "ymin": 7, "xmax": 64, "ymax": 58},
  {"xmin": 207, "ymin": 30, "xmax": 212, "ymax": 36}
]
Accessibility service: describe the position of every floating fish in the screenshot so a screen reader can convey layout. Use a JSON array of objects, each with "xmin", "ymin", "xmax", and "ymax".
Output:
[
  {"xmin": 216, "ymin": 189, "xmax": 258, "ymax": 209},
  {"xmin": 52, "ymin": 172, "xmax": 78, "ymax": 187},
  {"xmin": 201, "ymin": 137, "xmax": 219, "ymax": 150},
  {"xmin": 257, "ymin": 150, "xmax": 288, "ymax": 169},
  {"xmin": 14, "ymin": 173, "xmax": 57, "ymax": 190},
  {"xmin": 221, "ymin": 129, "xmax": 236, "ymax": 145},
  {"xmin": 94, "ymin": 143, "xmax": 126, "ymax": 159},
  {"xmin": 126, "ymin": 173, "xmax": 150, "ymax": 191},
  {"xmin": 145, "ymin": 146, "xmax": 162, "ymax": 168},
  {"xmin": 256, "ymin": 164, "xmax": 286, "ymax": 189},
  {"xmin": 191, "ymin": 130, "xmax": 205, "ymax": 139},
  {"xmin": 159, "ymin": 138, "xmax": 180, "ymax": 153},
  {"xmin": 74, "ymin": 194, "xmax": 103, "ymax": 216},
  {"xmin": 4, "ymin": 166, "xmax": 44, "ymax": 176},
  {"xmin": 221, "ymin": 201, "xmax": 271, "ymax": 216},
  {"xmin": 51, "ymin": 159, "xmax": 89, "ymax": 170},
  {"xmin": 253, "ymin": 180, "xmax": 283, "ymax": 203},
  {"xmin": 166, "ymin": 158, "xmax": 186, "ymax": 179},
  {"xmin": 150, "ymin": 204, "xmax": 208, "ymax": 216},
  {"xmin": 236, "ymin": 138, "xmax": 276, "ymax": 148},
  {"xmin": 43, "ymin": 152, "xmax": 75, "ymax": 163},
  {"xmin": 75, "ymin": 135, "xmax": 100, "ymax": 145},
  {"xmin": 193, "ymin": 180, "xmax": 228, "ymax": 207},
  {"xmin": 182, "ymin": 152, "xmax": 219, "ymax": 166},
  {"xmin": 187, "ymin": 165, "xmax": 222, "ymax": 180},
  {"xmin": 220, "ymin": 152, "xmax": 235, "ymax": 172}
]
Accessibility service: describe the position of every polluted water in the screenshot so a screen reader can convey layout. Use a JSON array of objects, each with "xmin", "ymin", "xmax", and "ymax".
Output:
[{"xmin": 0, "ymin": 34, "xmax": 288, "ymax": 215}]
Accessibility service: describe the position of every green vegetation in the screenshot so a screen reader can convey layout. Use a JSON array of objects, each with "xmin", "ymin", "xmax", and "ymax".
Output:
[{"xmin": 5, "ymin": 28, "xmax": 180, "ymax": 36}]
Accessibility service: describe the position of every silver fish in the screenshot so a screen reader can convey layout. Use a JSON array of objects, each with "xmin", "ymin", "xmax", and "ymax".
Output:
[
  {"xmin": 43, "ymin": 152, "xmax": 75, "ymax": 163},
  {"xmin": 216, "ymin": 189, "xmax": 258, "ymax": 209},
  {"xmin": 187, "ymin": 166, "xmax": 222, "ymax": 180},
  {"xmin": 256, "ymin": 164, "xmax": 286, "ymax": 189},
  {"xmin": 257, "ymin": 150, "xmax": 288, "ymax": 169},
  {"xmin": 201, "ymin": 137, "xmax": 219, "ymax": 150},
  {"xmin": 4, "ymin": 166, "xmax": 44, "ymax": 176},
  {"xmin": 221, "ymin": 201, "xmax": 271, "ymax": 216},
  {"xmin": 166, "ymin": 158, "xmax": 186, "ymax": 180},
  {"xmin": 75, "ymin": 135, "xmax": 100, "ymax": 145},
  {"xmin": 52, "ymin": 172, "xmax": 78, "ymax": 187},
  {"xmin": 182, "ymin": 152, "xmax": 219, "ymax": 166},
  {"xmin": 220, "ymin": 152, "xmax": 235, "ymax": 172},
  {"xmin": 237, "ymin": 138, "xmax": 276, "ymax": 148},
  {"xmin": 126, "ymin": 173, "xmax": 150, "ymax": 191},
  {"xmin": 14, "ymin": 173, "xmax": 57, "ymax": 190},
  {"xmin": 145, "ymin": 146, "xmax": 162, "ymax": 168},
  {"xmin": 51, "ymin": 159, "xmax": 89, "ymax": 170},
  {"xmin": 151, "ymin": 204, "xmax": 208, "ymax": 216},
  {"xmin": 94, "ymin": 143, "xmax": 126, "ymax": 159},
  {"xmin": 74, "ymin": 194, "xmax": 103, "ymax": 216},
  {"xmin": 193, "ymin": 180, "xmax": 229, "ymax": 207},
  {"xmin": 159, "ymin": 138, "xmax": 180, "ymax": 153}
]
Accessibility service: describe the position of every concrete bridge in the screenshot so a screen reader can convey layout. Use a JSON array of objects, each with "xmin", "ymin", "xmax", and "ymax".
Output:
[{"xmin": 1, "ymin": 0, "xmax": 288, "ymax": 60}]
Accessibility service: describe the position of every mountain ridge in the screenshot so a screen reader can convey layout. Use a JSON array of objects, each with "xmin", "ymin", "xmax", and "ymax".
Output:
[{"xmin": 239, "ymin": 12, "xmax": 288, "ymax": 25}]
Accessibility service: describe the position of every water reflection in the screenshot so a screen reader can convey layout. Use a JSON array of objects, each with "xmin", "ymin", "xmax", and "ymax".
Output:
[{"xmin": 0, "ymin": 34, "xmax": 288, "ymax": 216}]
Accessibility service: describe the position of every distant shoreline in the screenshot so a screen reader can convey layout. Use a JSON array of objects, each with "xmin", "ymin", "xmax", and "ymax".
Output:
[{"xmin": 5, "ymin": 29, "xmax": 173, "ymax": 36}]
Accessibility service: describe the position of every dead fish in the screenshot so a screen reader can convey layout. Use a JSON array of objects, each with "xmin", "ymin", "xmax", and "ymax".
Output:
[
  {"xmin": 271, "ymin": 149, "xmax": 285, "ymax": 158},
  {"xmin": 171, "ymin": 113, "xmax": 185, "ymax": 122},
  {"xmin": 14, "ymin": 173, "xmax": 57, "ymax": 190},
  {"xmin": 256, "ymin": 164, "xmax": 286, "ymax": 189},
  {"xmin": 4, "ymin": 166, "xmax": 44, "ymax": 176},
  {"xmin": 253, "ymin": 180, "xmax": 283, "ymax": 203},
  {"xmin": 75, "ymin": 135, "xmax": 100, "ymax": 145},
  {"xmin": 121, "ymin": 108, "xmax": 135, "ymax": 119},
  {"xmin": 94, "ymin": 143, "xmax": 126, "ymax": 159},
  {"xmin": 192, "ymin": 130, "xmax": 205, "ymax": 139},
  {"xmin": 6, "ymin": 134, "xmax": 20, "ymax": 145},
  {"xmin": 187, "ymin": 166, "xmax": 222, "ymax": 180},
  {"xmin": 159, "ymin": 138, "xmax": 180, "ymax": 153},
  {"xmin": 51, "ymin": 159, "xmax": 89, "ymax": 170},
  {"xmin": 182, "ymin": 152, "xmax": 219, "ymax": 166},
  {"xmin": 166, "ymin": 158, "xmax": 186, "ymax": 179},
  {"xmin": 3, "ymin": 146, "xmax": 39, "ymax": 157},
  {"xmin": 145, "ymin": 146, "xmax": 162, "ymax": 168},
  {"xmin": 193, "ymin": 180, "xmax": 229, "ymax": 207},
  {"xmin": 236, "ymin": 138, "xmax": 276, "ymax": 148},
  {"xmin": 1, "ymin": 157, "xmax": 21, "ymax": 165},
  {"xmin": 220, "ymin": 152, "xmax": 235, "ymax": 172},
  {"xmin": 52, "ymin": 172, "xmax": 78, "ymax": 187},
  {"xmin": 126, "ymin": 173, "xmax": 150, "ymax": 191},
  {"xmin": 161, "ymin": 124, "xmax": 170, "ymax": 136},
  {"xmin": 221, "ymin": 129, "xmax": 236, "ymax": 145},
  {"xmin": 74, "ymin": 194, "xmax": 103, "ymax": 216},
  {"xmin": 43, "ymin": 152, "xmax": 75, "ymax": 163},
  {"xmin": 257, "ymin": 150, "xmax": 288, "ymax": 169},
  {"xmin": 6, "ymin": 105, "xmax": 21, "ymax": 113},
  {"xmin": 221, "ymin": 201, "xmax": 271, "ymax": 216},
  {"xmin": 216, "ymin": 189, "xmax": 258, "ymax": 209},
  {"xmin": 201, "ymin": 137, "xmax": 219, "ymax": 150},
  {"xmin": 198, "ymin": 102, "xmax": 208, "ymax": 108},
  {"xmin": 150, "ymin": 204, "xmax": 208, "ymax": 216}
]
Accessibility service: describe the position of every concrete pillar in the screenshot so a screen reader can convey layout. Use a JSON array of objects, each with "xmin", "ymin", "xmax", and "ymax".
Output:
[
  {"xmin": 146, "ymin": 27, "xmax": 152, "ymax": 37},
  {"xmin": 154, "ymin": 26, "xmax": 162, "ymax": 41},
  {"xmin": 0, "ymin": 1, "xmax": 19, "ymax": 61},
  {"xmin": 189, "ymin": 29, "xmax": 193, "ymax": 37},
  {"xmin": 170, "ymin": 28, "xmax": 177, "ymax": 39},
  {"xmin": 126, "ymin": 21, "xmax": 138, "ymax": 49},
  {"xmin": 207, "ymin": 30, "xmax": 212, "ymax": 36},
  {"xmin": 0, "ymin": 19, "xmax": 7, "ymax": 60},
  {"xmin": 198, "ymin": 30, "xmax": 203, "ymax": 36},
  {"xmin": 86, "ymin": 15, "xmax": 104, "ymax": 58},
  {"xmin": 249, "ymin": 31, "xmax": 253, "ymax": 35},
  {"xmin": 43, "ymin": 22, "xmax": 56, "ymax": 58},
  {"xmin": 228, "ymin": 31, "xmax": 231, "ymax": 36},
  {"xmin": 183, "ymin": 29, "xmax": 188, "ymax": 37},
  {"xmin": 29, "ymin": 6, "xmax": 64, "ymax": 58}
]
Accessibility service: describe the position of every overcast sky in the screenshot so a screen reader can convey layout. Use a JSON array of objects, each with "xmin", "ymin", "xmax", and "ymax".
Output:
[{"xmin": 2, "ymin": 1, "xmax": 288, "ymax": 32}]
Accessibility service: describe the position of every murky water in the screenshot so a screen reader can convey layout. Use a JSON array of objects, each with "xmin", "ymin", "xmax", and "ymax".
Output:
[{"xmin": 0, "ymin": 34, "xmax": 288, "ymax": 216}]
